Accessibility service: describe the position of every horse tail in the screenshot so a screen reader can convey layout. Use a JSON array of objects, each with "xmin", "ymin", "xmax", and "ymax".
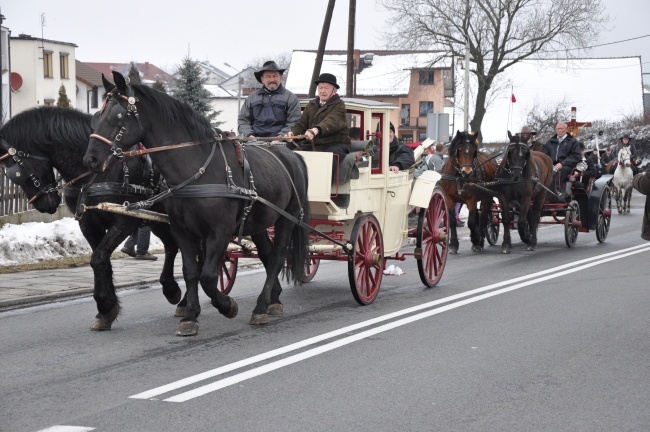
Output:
[{"xmin": 284, "ymin": 158, "xmax": 311, "ymax": 285}]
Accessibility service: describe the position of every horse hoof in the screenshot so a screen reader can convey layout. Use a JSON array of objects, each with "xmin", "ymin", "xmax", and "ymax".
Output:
[
  {"xmin": 174, "ymin": 306, "xmax": 186, "ymax": 317},
  {"xmin": 449, "ymin": 248, "xmax": 458, "ymax": 254},
  {"xmin": 226, "ymin": 298, "xmax": 238, "ymax": 319},
  {"xmin": 471, "ymin": 245, "xmax": 483, "ymax": 252},
  {"xmin": 166, "ymin": 288, "xmax": 182, "ymax": 305},
  {"xmin": 249, "ymin": 313, "xmax": 269, "ymax": 325},
  {"xmin": 526, "ymin": 246, "xmax": 535, "ymax": 251},
  {"xmin": 501, "ymin": 249, "xmax": 511, "ymax": 254},
  {"xmin": 90, "ymin": 316, "xmax": 112, "ymax": 331},
  {"xmin": 176, "ymin": 321, "xmax": 199, "ymax": 336},
  {"xmin": 267, "ymin": 303, "xmax": 284, "ymax": 316}
]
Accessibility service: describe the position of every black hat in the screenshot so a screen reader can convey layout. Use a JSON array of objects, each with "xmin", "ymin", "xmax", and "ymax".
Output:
[
  {"xmin": 390, "ymin": 123, "xmax": 395, "ymax": 133},
  {"xmin": 620, "ymin": 133, "xmax": 631, "ymax": 142},
  {"xmin": 254, "ymin": 61, "xmax": 286, "ymax": 83},
  {"xmin": 314, "ymin": 73, "xmax": 340, "ymax": 89}
]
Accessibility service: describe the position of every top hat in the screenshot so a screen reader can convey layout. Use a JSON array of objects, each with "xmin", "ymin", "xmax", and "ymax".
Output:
[
  {"xmin": 314, "ymin": 73, "xmax": 340, "ymax": 89},
  {"xmin": 254, "ymin": 61, "xmax": 286, "ymax": 83}
]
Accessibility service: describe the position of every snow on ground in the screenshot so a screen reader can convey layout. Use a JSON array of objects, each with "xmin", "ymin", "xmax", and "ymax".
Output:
[{"xmin": 0, "ymin": 218, "xmax": 164, "ymax": 266}]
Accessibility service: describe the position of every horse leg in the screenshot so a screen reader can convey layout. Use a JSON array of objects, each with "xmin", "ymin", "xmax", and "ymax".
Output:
[
  {"xmin": 196, "ymin": 232, "xmax": 238, "ymax": 320},
  {"xmin": 150, "ymin": 222, "xmax": 182, "ymax": 314},
  {"xmin": 172, "ymin": 233, "xmax": 208, "ymax": 337},
  {"xmin": 467, "ymin": 204, "xmax": 483, "ymax": 252},
  {"xmin": 251, "ymin": 232, "xmax": 284, "ymax": 316},
  {"xmin": 448, "ymin": 205, "xmax": 459, "ymax": 254},
  {"xmin": 83, "ymin": 219, "xmax": 138, "ymax": 331},
  {"xmin": 499, "ymin": 195, "xmax": 512, "ymax": 254},
  {"xmin": 250, "ymin": 218, "xmax": 294, "ymax": 325}
]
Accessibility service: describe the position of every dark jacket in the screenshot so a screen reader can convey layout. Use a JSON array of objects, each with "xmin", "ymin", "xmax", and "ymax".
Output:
[
  {"xmin": 238, "ymin": 85, "xmax": 300, "ymax": 137},
  {"xmin": 632, "ymin": 167, "xmax": 650, "ymax": 241},
  {"xmin": 600, "ymin": 151, "xmax": 615, "ymax": 165},
  {"xmin": 291, "ymin": 94, "xmax": 351, "ymax": 150},
  {"xmin": 388, "ymin": 138, "xmax": 415, "ymax": 170},
  {"xmin": 543, "ymin": 133, "xmax": 581, "ymax": 168}
]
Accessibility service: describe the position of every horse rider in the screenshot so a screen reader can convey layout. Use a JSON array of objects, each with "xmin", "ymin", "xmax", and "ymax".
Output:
[
  {"xmin": 238, "ymin": 60, "xmax": 301, "ymax": 140},
  {"xmin": 520, "ymin": 125, "xmax": 544, "ymax": 152},
  {"xmin": 614, "ymin": 133, "xmax": 639, "ymax": 175},
  {"xmin": 284, "ymin": 73, "xmax": 350, "ymax": 181},
  {"xmin": 543, "ymin": 121, "xmax": 582, "ymax": 200},
  {"xmin": 387, "ymin": 123, "xmax": 415, "ymax": 173}
]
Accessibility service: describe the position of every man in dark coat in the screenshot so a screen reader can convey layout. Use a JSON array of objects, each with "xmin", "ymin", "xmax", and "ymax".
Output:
[
  {"xmin": 600, "ymin": 147, "xmax": 615, "ymax": 165},
  {"xmin": 387, "ymin": 123, "xmax": 415, "ymax": 172},
  {"xmin": 632, "ymin": 167, "xmax": 650, "ymax": 241},
  {"xmin": 238, "ymin": 60, "xmax": 300, "ymax": 138},
  {"xmin": 286, "ymin": 73, "xmax": 350, "ymax": 180},
  {"xmin": 543, "ymin": 122, "xmax": 582, "ymax": 199}
]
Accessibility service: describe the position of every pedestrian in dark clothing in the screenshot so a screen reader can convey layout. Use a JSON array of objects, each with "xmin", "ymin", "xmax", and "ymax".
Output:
[
  {"xmin": 238, "ymin": 60, "xmax": 300, "ymax": 139},
  {"xmin": 285, "ymin": 73, "xmax": 350, "ymax": 180},
  {"xmin": 387, "ymin": 123, "xmax": 415, "ymax": 172},
  {"xmin": 543, "ymin": 122, "xmax": 582, "ymax": 199},
  {"xmin": 632, "ymin": 167, "xmax": 650, "ymax": 241},
  {"xmin": 121, "ymin": 225, "xmax": 157, "ymax": 260}
]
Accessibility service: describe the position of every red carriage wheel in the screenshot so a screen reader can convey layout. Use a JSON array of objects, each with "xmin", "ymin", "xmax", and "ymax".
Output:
[
  {"xmin": 348, "ymin": 214, "xmax": 384, "ymax": 305},
  {"xmin": 596, "ymin": 185, "xmax": 612, "ymax": 243},
  {"xmin": 485, "ymin": 199, "xmax": 500, "ymax": 246},
  {"xmin": 301, "ymin": 257, "xmax": 320, "ymax": 283},
  {"xmin": 218, "ymin": 251, "xmax": 238, "ymax": 294},
  {"xmin": 564, "ymin": 201, "xmax": 580, "ymax": 248},
  {"xmin": 416, "ymin": 188, "xmax": 449, "ymax": 287}
]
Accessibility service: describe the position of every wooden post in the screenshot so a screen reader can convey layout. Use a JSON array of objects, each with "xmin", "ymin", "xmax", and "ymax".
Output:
[
  {"xmin": 346, "ymin": 0, "xmax": 356, "ymax": 97},
  {"xmin": 309, "ymin": 0, "xmax": 336, "ymax": 98}
]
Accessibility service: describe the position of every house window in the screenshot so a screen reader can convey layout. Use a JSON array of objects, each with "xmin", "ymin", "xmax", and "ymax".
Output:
[
  {"xmin": 402, "ymin": 135, "xmax": 413, "ymax": 144},
  {"xmin": 419, "ymin": 70, "xmax": 434, "ymax": 85},
  {"xmin": 91, "ymin": 87, "xmax": 99, "ymax": 109},
  {"xmin": 43, "ymin": 51, "xmax": 53, "ymax": 78},
  {"xmin": 419, "ymin": 132, "xmax": 427, "ymax": 141},
  {"xmin": 60, "ymin": 53, "xmax": 69, "ymax": 79},
  {"xmin": 401, "ymin": 104, "xmax": 410, "ymax": 126},
  {"xmin": 419, "ymin": 101, "xmax": 433, "ymax": 116}
]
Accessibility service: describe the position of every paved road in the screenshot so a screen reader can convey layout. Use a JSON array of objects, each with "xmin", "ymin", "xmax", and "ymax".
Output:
[{"xmin": 1, "ymin": 196, "xmax": 649, "ymax": 431}]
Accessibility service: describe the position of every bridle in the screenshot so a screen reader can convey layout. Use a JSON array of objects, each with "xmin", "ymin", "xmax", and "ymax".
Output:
[
  {"xmin": 452, "ymin": 134, "xmax": 479, "ymax": 173},
  {"xmin": 0, "ymin": 138, "xmax": 59, "ymax": 204},
  {"xmin": 502, "ymin": 139, "xmax": 529, "ymax": 176}
]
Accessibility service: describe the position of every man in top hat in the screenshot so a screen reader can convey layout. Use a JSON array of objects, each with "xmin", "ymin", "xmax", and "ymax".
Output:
[
  {"xmin": 285, "ymin": 72, "xmax": 350, "ymax": 180},
  {"xmin": 614, "ymin": 133, "xmax": 639, "ymax": 175},
  {"xmin": 520, "ymin": 125, "xmax": 543, "ymax": 152},
  {"xmin": 238, "ymin": 60, "xmax": 300, "ymax": 139}
]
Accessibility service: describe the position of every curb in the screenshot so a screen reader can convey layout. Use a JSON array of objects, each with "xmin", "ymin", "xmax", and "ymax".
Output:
[{"xmin": 0, "ymin": 260, "xmax": 263, "ymax": 310}]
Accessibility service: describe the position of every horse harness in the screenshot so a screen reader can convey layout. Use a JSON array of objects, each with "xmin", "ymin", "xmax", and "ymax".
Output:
[
  {"xmin": 440, "ymin": 137, "xmax": 495, "ymax": 194},
  {"xmin": 0, "ymin": 138, "xmax": 59, "ymax": 204},
  {"xmin": 89, "ymin": 85, "xmax": 311, "ymax": 245}
]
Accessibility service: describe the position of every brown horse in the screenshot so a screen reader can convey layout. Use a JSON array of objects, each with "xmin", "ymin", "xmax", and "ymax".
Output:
[
  {"xmin": 439, "ymin": 130, "xmax": 498, "ymax": 253},
  {"xmin": 494, "ymin": 132, "xmax": 554, "ymax": 253}
]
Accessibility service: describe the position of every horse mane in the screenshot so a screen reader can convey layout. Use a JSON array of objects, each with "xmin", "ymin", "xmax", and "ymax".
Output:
[
  {"xmin": 0, "ymin": 107, "xmax": 91, "ymax": 155},
  {"xmin": 132, "ymin": 84, "xmax": 215, "ymax": 141}
]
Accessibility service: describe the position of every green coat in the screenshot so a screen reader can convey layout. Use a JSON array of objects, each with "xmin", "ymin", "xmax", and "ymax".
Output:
[
  {"xmin": 292, "ymin": 95, "xmax": 351, "ymax": 150},
  {"xmin": 632, "ymin": 168, "xmax": 650, "ymax": 241}
]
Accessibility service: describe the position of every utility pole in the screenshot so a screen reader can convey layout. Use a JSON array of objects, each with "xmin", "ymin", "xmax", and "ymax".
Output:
[
  {"xmin": 309, "ymin": 0, "xmax": 336, "ymax": 98},
  {"xmin": 346, "ymin": 0, "xmax": 356, "ymax": 97},
  {"xmin": 462, "ymin": 0, "xmax": 470, "ymax": 132}
]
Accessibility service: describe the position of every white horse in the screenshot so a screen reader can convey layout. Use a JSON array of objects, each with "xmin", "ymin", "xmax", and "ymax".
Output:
[{"xmin": 613, "ymin": 145, "xmax": 634, "ymax": 214}]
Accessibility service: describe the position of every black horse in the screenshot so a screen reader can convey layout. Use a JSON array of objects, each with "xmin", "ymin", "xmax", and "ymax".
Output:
[
  {"xmin": 83, "ymin": 71, "xmax": 310, "ymax": 336},
  {"xmin": 0, "ymin": 106, "xmax": 184, "ymax": 330},
  {"xmin": 438, "ymin": 130, "xmax": 497, "ymax": 253},
  {"xmin": 494, "ymin": 131, "xmax": 554, "ymax": 253}
]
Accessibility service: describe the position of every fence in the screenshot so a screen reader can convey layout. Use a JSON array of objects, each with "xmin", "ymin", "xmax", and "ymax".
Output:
[{"xmin": 0, "ymin": 174, "xmax": 31, "ymax": 217}]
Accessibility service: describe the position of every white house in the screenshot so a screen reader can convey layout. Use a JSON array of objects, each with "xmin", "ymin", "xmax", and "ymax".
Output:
[
  {"xmin": 1, "ymin": 25, "xmax": 9, "ymax": 123},
  {"xmin": 75, "ymin": 60, "xmax": 103, "ymax": 114},
  {"xmin": 205, "ymin": 84, "xmax": 239, "ymax": 133},
  {"xmin": 10, "ymin": 34, "xmax": 77, "ymax": 115}
]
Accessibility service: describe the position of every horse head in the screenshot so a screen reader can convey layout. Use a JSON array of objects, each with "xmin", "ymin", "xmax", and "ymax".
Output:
[
  {"xmin": 505, "ymin": 130, "xmax": 530, "ymax": 182},
  {"xmin": 618, "ymin": 145, "xmax": 632, "ymax": 168},
  {"xmin": 84, "ymin": 72, "xmax": 147, "ymax": 173},
  {"xmin": 450, "ymin": 130, "xmax": 480, "ymax": 178},
  {"xmin": 0, "ymin": 132, "xmax": 61, "ymax": 214}
]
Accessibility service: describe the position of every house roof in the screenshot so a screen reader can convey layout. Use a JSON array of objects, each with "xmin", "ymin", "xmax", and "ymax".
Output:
[
  {"xmin": 75, "ymin": 60, "xmax": 103, "ymax": 88},
  {"xmin": 198, "ymin": 61, "xmax": 231, "ymax": 80},
  {"xmin": 286, "ymin": 50, "xmax": 451, "ymax": 97},
  {"xmin": 11, "ymin": 33, "xmax": 77, "ymax": 48},
  {"xmin": 455, "ymin": 56, "xmax": 645, "ymax": 142},
  {"xmin": 204, "ymin": 84, "xmax": 237, "ymax": 98},
  {"xmin": 84, "ymin": 62, "xmax": 173, "ymax": 85}
]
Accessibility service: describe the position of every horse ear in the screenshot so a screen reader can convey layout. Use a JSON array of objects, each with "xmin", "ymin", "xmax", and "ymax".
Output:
[
  {"xmin": 101, "ymin": 74, "xmax": 115, "ymax": 92},
  {"xmin": 507, "ymin": 130, "xmax": 513, "ymax": 140},
  {"xmin": 112, "ymin": 71, "xmax": 128, "ymax": 92}
]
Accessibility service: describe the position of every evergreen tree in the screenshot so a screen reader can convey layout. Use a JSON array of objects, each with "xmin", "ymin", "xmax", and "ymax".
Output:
[
  {"xmin": 127, "ymin": 62, "xmax": 143, "ymax": 85},
  {"xmin": 174, "ymin": 56, "xmax": 222, "ymax": 126},
  {"xmin": 152, "ymin": 80, "xmax": 166, "ymax": 93},
  {"xmin": 56, "ymin": 84, "xmax": 72, "ymax": 108}
]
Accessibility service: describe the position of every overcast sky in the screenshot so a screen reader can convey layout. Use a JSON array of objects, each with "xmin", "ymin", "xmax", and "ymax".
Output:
[{"xmin": 2, "ymin": 0, "xmax": 649, "ymax": 76}]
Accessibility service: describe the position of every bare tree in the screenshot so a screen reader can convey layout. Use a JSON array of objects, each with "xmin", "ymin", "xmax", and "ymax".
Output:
[
  {"xmin": 379, "ymin": 0, "xmax": 609, "ymax": 133},
  {"xmin": 524, "ymin": 97, "xmax": 572, "ymax": 140}
]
